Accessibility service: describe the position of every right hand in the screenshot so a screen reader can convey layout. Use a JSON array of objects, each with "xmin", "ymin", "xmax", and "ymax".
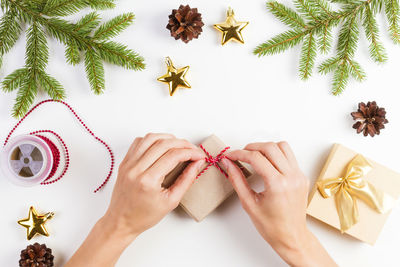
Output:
[{"xmin": 221, "ymin": 142, "xmax": 337, "ymax": 267}]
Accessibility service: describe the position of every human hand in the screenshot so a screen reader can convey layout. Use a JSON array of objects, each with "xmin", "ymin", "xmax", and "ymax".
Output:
[
  {"xmin": 221, "ymin": 142, "xmax": 336, "ymax": 267},
  {"xmin": 65, "ymin": 134, "xmax": 205, "ymax": 267},
  {"xmin": 103, "ymin": 133, "xmax": 205, "ymax": 239}
]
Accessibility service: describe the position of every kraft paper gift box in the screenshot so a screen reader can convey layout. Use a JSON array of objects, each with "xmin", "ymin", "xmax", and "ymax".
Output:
[
  {"xmin": 307, "ymin": 144, "xmax": 400, "ymax": 245},
  {"xmin": 163, "ymin": 135, "xmax": 251, "ymax": 222}
]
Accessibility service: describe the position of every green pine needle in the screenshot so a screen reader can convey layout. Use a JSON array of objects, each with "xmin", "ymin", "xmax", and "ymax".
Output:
[
  {"xmin": 93, "ymin": 13, "xmax": 134, "ymax": 40},
  {"xmin": 363, "ymin": 5, "xmax": 387, "ymax": 62},
  {"xmin": 0, "ymin": 0, "xmax": 145, "ymax": 117},
  {"xmin": 37, "ymin": 70, "xmax": 66, "ymax": 99},
  {"xmin": 1, "ymin": 68, "xmax": 29, "ymax": 92},
  {"xmin": 87, "ymin": 0, "xmax": 115, "ymax": 10},
  {"xmin": 13, "ymin": 78, "xmax": 38, "ymax": 118},
  {"xmin": 74, "ymin": 11, "xmax": 101, "ymax": 35},
  {"xmin": 0, "ymin": 10, "xmax": 22, "ymax": 55},
  {"xmin": 385, "ymin": 0, "xmax": 400, "ymax": 43},
  {"xmin": 96, "ymin": 41, "xmax": 145, "ymax": 70},
  {"xmin": 348, "ymin": 59, "xmax": 366, "ymax": 81},
  {"xmin": 299, "ymin": 31, "xmax": 317, "ymax": 79},
  {"xmin": 332, "ymin": 60, "xmax": 349, "ymax": 95},
  {"xmin": 318, "ymin": 57, "xmax": 340, "ymax": 74},
  {"xmin": 254, "ymin": 29, "xmax": 306, "ymax": 56},
  {"xmin": 65, "ymin": 40, "xmax": 81, "ymax": 65},
  {"xmin": 255, "ymin": 0, "xmax": 400, "ymax": 95},
  {"xmin": 43, "ymin": 0, "xmax": 88, "ymax": 17},
  {"xmin": 267, "ymin": 2, "xmax": 306, "ymax": 29},
  {"xmin": 85, "ymin": 49, "xmax": 105, "ymax": 94},
  {"xmin": 26, "ymin": 21, "xmax": 49, "ymax": 71}
]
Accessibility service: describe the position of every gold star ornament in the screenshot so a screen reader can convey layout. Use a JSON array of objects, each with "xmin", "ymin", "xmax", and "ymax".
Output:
[
  {"xmin": 157, "ymin": 57, "xmax": 191, "ymax": 96},
  {"xmin": 18, "ymin": 206, "xmax": 54, "ymax": 240},
  {"xmin": 214, "ymin": 7, "xmax": 249, "ymax": 45}
]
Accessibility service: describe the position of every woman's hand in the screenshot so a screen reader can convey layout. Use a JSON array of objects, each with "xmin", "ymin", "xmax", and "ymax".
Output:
[
  {"xmin": 103, "ymin": 133, "xmax": 205, "ymax": 238},
  {"xmin": 65, "ymin": 133, "xmax": 205, "ymax": 267},
  {"xmin": 221, "ymin": 142, "xmax": 337, "ymax": 267}
]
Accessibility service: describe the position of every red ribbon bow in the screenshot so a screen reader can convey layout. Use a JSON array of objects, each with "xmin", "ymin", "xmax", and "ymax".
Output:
[{"xmin": 196, "ymin": 145, "xmax": 230, "ymax": 179}]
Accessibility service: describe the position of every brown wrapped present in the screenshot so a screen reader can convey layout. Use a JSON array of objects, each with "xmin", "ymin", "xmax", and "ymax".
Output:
[
  {"xmin": 307, "ymin": 144, "xmax": 400, "ymax": 245},
  {"xmin": 163, "ymin": 135, "xmax": 251, "ymax": 221}
]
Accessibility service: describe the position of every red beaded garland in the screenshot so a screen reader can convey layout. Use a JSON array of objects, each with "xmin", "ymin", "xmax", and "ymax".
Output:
[{"xmin": 3, "ymin": 99, "xmax": 114, "ymax": 193}]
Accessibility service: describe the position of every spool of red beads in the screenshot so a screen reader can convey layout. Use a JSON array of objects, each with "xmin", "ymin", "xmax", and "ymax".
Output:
[{"xmin": 0, "ymin": 100, "xmax": 114, "ymax": 193}]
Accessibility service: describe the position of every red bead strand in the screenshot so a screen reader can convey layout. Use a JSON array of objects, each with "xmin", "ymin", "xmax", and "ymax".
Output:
[{"xmin": 3, "ymin": 99, "xmax": 114, "ymax": 193}]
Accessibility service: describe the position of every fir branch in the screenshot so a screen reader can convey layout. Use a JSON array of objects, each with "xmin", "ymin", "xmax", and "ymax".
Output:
[
  {"xmin": 255, "ymin": 0, "xmax": 399, "ymax": 94},
  {"xmin": 363, "ymin": 4, "xmax": 387, "ymax": 62},
  {"xmin": 311, "ymin": 0, "xmax": 334, "ymax": 17},
  {"xmin": 85, "ymin": 48, "xmax": 105, "ymax": 94},
  {"xmin": 318, "ymin": 23, "xmax": 333, "ymax": 53},
  {"xmin": 0, "ymin": 10, "xmax": 22, "ymax": 55},
  {"xmin": 299, "ymin": 31, "xmax": 317, "ymax": 79},
  {"xmin": 43, "ymin": 0, "xmax": 88, "ymax": 16},
  {"xmin": 65, "ymin": 40, "xmax": 81, "ymax": 65},
  {"xmin": 74, "ymin": 11, "xmax": 101, "ymax": 35},
  {"xmin": 318, "ymin": 56, "xmax": 340, "ymax": 74},
  {"xmin": 37, "ymin": 70, "xmax": 65, "ymax": 99},
  {"xmin": 87, "ymin": 0, "xmax": 115, "ymax": 10},
  {"xmin": 26, "ymin": 21, "xmax": 49, "ymax": 71},
  {"xmin": 332, "ymin": 60, "xmax": 349, "ymax": 95},
  {"xmin": 1, "ymin": 0, "xmax": 144, "ymax": 117},
  {"xmin": 1, "ymin": 68, "xmax": 29, "ymax": 92},
  {"xmin": 13, "ymin": 78, "xmax": 38, "ymax": 118},
  {"xmin": 347, "ymin": 59, "xmax": 366, "ymax": 81},
  {"xmin": 93, "ymin": 13, "xmax": 134, "ymax": 40},
  {"xmin": 95, "ymin": 41, "xmax": 145, "ymax": 70},
  {"xmin": 295, "ymin": 0, "xmax": 321, "ymax": 22},
  {"xmin": 385, "ymin": 0, "xmax": 400, "ymax": 43},
  {"xmin": 337, "ymin": 6, "xmax": 361, "ymax": 60},
  {"xmin": 267, "ymin": 2, "xmax": 306, "ymax": 29},
  {"xmin": 254, "ymin": 29, "xmax": 306, "ymax": 56}
]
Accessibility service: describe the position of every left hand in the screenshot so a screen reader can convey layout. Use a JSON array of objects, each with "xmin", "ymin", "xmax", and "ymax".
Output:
[
  {"xmin": 65, "ymin": 133, "xmax": 205, "ymax": 267},
  {"xmin": 104, "ymin": 133, "xmax": 205, "ymax": 238}
]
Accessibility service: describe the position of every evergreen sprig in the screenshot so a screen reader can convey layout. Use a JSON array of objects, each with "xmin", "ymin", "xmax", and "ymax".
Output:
[
  {"xmin": 0, "ymin": 0, "xmax": 145, "ymax": 117},
  {"xmin": 255, "ymin": 0, "xmax": 400, "ymax": 95}
]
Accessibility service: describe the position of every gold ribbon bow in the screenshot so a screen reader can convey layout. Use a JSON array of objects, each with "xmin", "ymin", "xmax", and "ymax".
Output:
[{"xmin": 317, "ymin": 154, "xmax": 394, "ymax": 232}]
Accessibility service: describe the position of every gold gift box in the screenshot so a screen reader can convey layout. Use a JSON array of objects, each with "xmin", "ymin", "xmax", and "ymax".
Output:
[
  {"xmin": 307, "ymin": 144, "xmax": 400, "ymax": 245},
  {"xmin": 163, "ymin": 135, "xmax": 251, "ymax": 222}
]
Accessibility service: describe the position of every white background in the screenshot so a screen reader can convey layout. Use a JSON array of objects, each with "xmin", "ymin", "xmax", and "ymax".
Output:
[{"xmin": 1, "ymin": 0, "xmax": 400, "ymax": 266}]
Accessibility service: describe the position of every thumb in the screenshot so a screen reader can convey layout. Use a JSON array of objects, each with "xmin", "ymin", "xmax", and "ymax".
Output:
[
  {"xmin": 221, "ymin": 158, "xmax": 255, "ymax": 203},
  {"xmin": 168, "ymin": 160, "xmax": 205, "ymax": 205}
]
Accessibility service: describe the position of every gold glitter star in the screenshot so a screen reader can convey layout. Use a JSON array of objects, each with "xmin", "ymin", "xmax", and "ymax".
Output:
[
  {"xmin": 157, "ymin": 57, "xmax": 191, "ymax": 96},
  {"xmin": 18, "ymin": 206, "xmax": 54, "ymax": 240},
  {"xmin": 214, "ymin": 7, "xmax": 249, "ymax": 45}
]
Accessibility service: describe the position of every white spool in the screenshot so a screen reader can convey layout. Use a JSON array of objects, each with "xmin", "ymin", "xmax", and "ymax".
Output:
[{"xmin": 0, "ymin": 135, "xmax": 54, "ymax": 187}]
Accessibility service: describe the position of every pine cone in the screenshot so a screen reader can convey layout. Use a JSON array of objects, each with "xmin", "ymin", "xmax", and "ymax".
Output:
[
  {"xmin": 351, "ymin": 101, "xmax": 388, "ymax": 137},
  {"xmin": 19, "ymin": 243, "xmax": 54, "ymax": 267},
  {"xmin": 166, "ymin": 5, "xmax": 204, "ymax": 43}
]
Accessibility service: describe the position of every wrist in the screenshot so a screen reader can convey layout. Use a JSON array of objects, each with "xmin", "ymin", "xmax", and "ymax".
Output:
[
  {"xmin": 271, "ymin": 227, "xmax": 315, "ymax": 267},
  {"xmin": 97, "ymin": 213, "xmax": 139, "ymax": 246}
]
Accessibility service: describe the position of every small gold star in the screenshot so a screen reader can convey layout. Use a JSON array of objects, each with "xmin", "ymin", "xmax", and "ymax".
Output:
[
  {"xmin": 18, "ymin": 206, "xmax": 54, "ymax": 240},
  {"xmin": 157, "ymin": 57, "xmax": 191, "ymax": 96},
  {"xmin": 214, "ymin": 7, "xmax": 249, "ymax": 45}
]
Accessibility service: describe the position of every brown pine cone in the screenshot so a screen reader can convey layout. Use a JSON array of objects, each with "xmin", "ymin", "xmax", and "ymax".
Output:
[
  {"xmin": 166, "ymin": 5, "xmax": 204, "ymax": 43},
  {"xmin": 19, "ymin": 243, "xmax": 54, "ymax": 267},
  {"xmin": 351, "ymin": 101, "xmax": 388, "ymax": 137}
]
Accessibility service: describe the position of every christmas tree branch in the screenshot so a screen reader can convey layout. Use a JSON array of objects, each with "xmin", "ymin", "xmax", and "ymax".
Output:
[
  {"xmin": 255, "ymin": 0, "xmax": 399, "ymax": 94},
  {"xmin": 0, "ymin": 0, "xmax": 145, "ymax": 117}
]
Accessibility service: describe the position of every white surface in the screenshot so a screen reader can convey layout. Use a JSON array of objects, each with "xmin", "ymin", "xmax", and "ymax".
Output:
[{"xmin": 1, "ymin": 0, "xmax": 400, "ymax": 266}]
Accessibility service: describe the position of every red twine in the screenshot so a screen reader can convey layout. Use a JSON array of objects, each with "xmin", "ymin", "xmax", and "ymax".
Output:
[
  {"xmin": 196, "ymin": 145, "xmax": 230, "ymax": 179},
  {"xmin": 3, "ymin": 99, "xmax": 114, "ymax": 193}
]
